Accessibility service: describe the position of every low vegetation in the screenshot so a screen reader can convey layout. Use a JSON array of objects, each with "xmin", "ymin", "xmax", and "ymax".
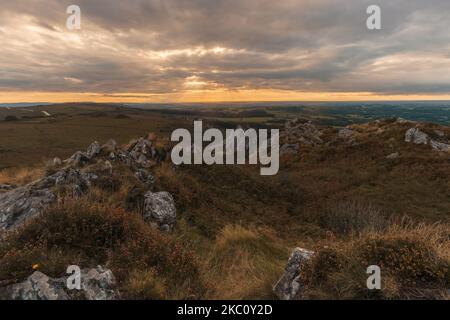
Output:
[{"xmin": 0, "ymin": 105, "xmax": 449, "ymax": 300}]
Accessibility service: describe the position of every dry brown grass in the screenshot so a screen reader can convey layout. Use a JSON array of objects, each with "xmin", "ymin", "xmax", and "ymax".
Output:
[
  {"xmin": 301, "ymin": 219, "xmax": 450, "ymax": 300},
  {"xmin": 204, "ymin": 225, "xmax": 288, "ymax": 299},
  {"xmin": 0, "ymin": 167, "xmax": 45, "ymax": 186}
]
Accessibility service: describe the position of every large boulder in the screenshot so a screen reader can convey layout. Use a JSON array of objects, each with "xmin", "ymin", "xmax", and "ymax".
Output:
[
  {"xmin": 5, "ymin": 271, "xmax": 69, "ymax": 300},
  {"xmin": 3, "ymin": 266, "xmax": 119, "ymax": 300},
  {"xmin": 405, "ymin": 128, "xmax": 429, "ymax": 145},
  {"xmin": 0, "ymin": 168, "xmax": 96, "ymax": 231},
  {"xmin": 143, "ymin": 191, "xmax": 176, "ymax": 232},
  {"xmin": 273, "ymin": 248, "xmax": 314, "ymax": 300},
  {"xmin": 0, "ymin": 186, "xmax": 55, "ymax": 231},
  {"xmin": 405, "ymin": 127, "xmax": 450, "ymax": 152},
  {"xmin": 86, "ymin": 141, "xmax": 101, "ymax": 159}
]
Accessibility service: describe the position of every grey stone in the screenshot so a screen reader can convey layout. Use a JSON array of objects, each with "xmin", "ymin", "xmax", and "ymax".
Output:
[
  {"xmin": 4, "ymin": 266, "xmax": 119, "ymax": 300},
  {"xmin": 405, "ymin": 128, "xmax": 429, "ymax": 145},
  {"xmin": 430, "ymin": 140, "xmax": 450, "ymax": 152},
  {"xmin": 0, "ymin": 168, "xmax": 96, "ymax": 231},
  {"xmin": 0, "ymin": 186, "xmax": 55, "ymax": 231},
  {"xmin": 86, "ymin": 141, "xmax": 101, "ymax": 159},
  {"xmin": 144, "ymin": 191, "xmax": 176, "ymax": 231},
  {"xmin": 273, "ymin": 248, "xmax": 314, "ymax": 300},
  {"xmin": 80, "ymin": 266, "xmax": 119, "ymax": 300}
]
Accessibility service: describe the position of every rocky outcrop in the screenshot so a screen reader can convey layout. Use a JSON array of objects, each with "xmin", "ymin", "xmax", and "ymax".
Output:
[
  {"xmin": 5, "ymin": 271, "xmax": 69, "ymax": 300},
  {"xmin": 143, "ymin": 191, "xmax": 176, "ymax": 232},
  {"xmin": 280, "ymin": 119, "xmax": 323, "ymax": 154},
  {"xmin": 405, "ymin": 128, "xmax": 429, "ymax": 145},
  {"xmin": 0, "ymin": 186, "xmax": 56, "ymax": 231},
  {"xmin": 0, "ymin": 136, "xmax": 164, "ymax": 233},
  {"xmin": 63, "ymin": 141, "xmax": 104, "ymax": 167},
  {"xmin": 273, "ymin": 248, "xmax": 314, "ymax": 300},
  {"xmin": 0, "ymin": 168, "xmax": 97, "ymax": 231},
  {"xmin": 86, "ymin": 141, "xmax": 101, "ymax": 159},
  {"xmin": 405, "ymin": 127, "xmax": 450, "ymax": 152},
  {"xmin": 78, "ymin": 266, "xmax": 119, "ymax": 300},
  {"xmin": 3, "ymin": 266, "xmax": 119, "ymax": 300},
  {"xmin": 104, "ymin": 137, "xmax": 158, "ymax": 168},
  {"xmin": 430, "ymin": 140, "xmax": 450, "ymax": 152}
]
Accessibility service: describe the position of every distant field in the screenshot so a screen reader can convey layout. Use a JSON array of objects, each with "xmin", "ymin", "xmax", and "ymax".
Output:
[{"xmin": 1, "ymin": 102, "xmax": 449, "ymax": 169}]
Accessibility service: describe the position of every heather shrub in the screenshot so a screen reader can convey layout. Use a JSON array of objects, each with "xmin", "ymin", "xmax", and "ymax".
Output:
[
  {"xmin": 301, "ymin": 221, "xmax": 450, "ymax": 299},
  {"xmin": 0, "ymin": 198, "xmax": 207, "ymax": 299}
]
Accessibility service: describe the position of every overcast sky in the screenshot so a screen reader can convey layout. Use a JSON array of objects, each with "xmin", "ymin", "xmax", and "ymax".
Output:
[{"xmin": 1, "ymin": 0, "xmax": 450, "ymax": 102}]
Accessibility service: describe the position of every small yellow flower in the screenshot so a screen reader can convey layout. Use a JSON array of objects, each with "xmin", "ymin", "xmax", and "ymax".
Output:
[{"xmin": 32, "ymin": 264, "xmax": 40, "ymax": 270}]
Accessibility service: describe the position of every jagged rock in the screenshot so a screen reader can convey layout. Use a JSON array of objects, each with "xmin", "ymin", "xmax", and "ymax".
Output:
[
  {"xmin": 143, "ymin": 191, "xmax": 176, "ymax": 231},
  {"xmin": 129, "ymin": 138, "xmax": 157, "ymax": 167},
  {"xmin": 6, "ymin": 271, "xmax": 69, "ymax": 300},
  {"xmin": 405, "ymin": 128, "xmax": 450, "ymax": 152},
  {"xmin": 113, "ymin": 138, "xmax": 157, "ymax": 168},
  {"xmin": 405, "ymin": 128, "xmax": 429, "ymax": 145},
  {"xmin": 273, "ymin": 248, "xmax": 314, "ymax": 300},
  {"xmin": 386, "ymin": 152, "xmax": 400, "ymax": 159},
  {"xmin": 281, "ymin": 119, "xmax": 323, "ymax": 150},
  {"xmin": 4, "ymin": 266, "xmax": 119, "ymax": 300},
  {"xmin": 53, "ymin": 168, "xmax": 97, "ymax": 197},
  {"xmin": 431, "ymin": 140, "xmax": 450, "ymax": 152},
  {"xmin": 80, "ymin": 266, "xmax": 119, "ymax": 300},
  {"xmin": 0, "ymin": 168, "xmax": 96, "ymax": 231},
  {"xmin": 86, "ymin": 141, "xmax": 101, "ymax": 159},
  {"xmin": 64, "ymin": 151, "xmax": 90, "ymax": 167},
  {"xmin": 135, "ymin": 169, "xmax": 154, "ymax": 187},
  {"xmin": 0, "ymin": 186, "xmax": 56, "ymax": 231}
]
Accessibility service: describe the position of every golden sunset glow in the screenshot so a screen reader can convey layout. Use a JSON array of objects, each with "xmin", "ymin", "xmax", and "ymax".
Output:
[{"xmin": 1, "ymin": 1, "xmax": 450, "ymax": 103}]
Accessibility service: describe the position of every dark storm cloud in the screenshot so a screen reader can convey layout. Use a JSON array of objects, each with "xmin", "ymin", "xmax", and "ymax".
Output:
[{"xmin": 0, "ymin": 0, "xmax": 450, "ymax": 95}]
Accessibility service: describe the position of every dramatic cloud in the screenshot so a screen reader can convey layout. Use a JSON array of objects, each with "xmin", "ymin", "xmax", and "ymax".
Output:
[{"xmin": 1, "ymin": 0, "xmax": 450, "ymax": 101}]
